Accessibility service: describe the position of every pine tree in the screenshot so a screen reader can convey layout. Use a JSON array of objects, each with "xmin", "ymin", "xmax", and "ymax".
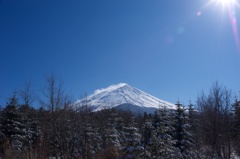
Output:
[
  {"xmin": 174, "ymin": 102, "xmax": 195, "ymax": 159},
  {"xmin": 144, "ymin": 107, "xmax": 181, "ymax": 159},
  {"xmin": 156, "ymin": 107, "xmax": 180, "ymax": 159},
  {"xmin": 122, "ymin": 117, "xmax": 143, "ymax": 159},
  {"xmin": 80, "ymin": 115, "xmax": 102, "ymax": 159},
  {"xmin": 18, "ymin": 104, "xmax": 39, "ymax": 158},
  {"xmin": 103, "ymin": 110, "xmax": 122, "ymax": 158},
  {"xmin": 140, "ymin": 120, "xmax": 152, "ymax": 159},
  {"xmin": 0, "ymin": 93, "xmax": 25, "ymax": 155}
]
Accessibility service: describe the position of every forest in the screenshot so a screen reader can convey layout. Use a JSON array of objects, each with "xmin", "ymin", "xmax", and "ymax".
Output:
[{"xmin": 0, "ymin": 76, "xmax": 240, "ymax": 159}]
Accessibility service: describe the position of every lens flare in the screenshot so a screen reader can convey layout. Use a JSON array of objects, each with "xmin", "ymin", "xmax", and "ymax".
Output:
[
  {"xmin": 207, "ymin": 0, "xmax": 240, "ymax": 52},
  {"xmin": 226, "ymin": 3, "xmax": 240, "ymax": 51},
  {"xmin": 197, "ymin": 11, "xmax": 202, "ymax": 16}
]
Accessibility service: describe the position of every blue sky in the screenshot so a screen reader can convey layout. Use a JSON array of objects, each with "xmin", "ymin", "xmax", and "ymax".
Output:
[{"xmin": 0, "ymin": 0, "xmax": 240, "ymax": 106}]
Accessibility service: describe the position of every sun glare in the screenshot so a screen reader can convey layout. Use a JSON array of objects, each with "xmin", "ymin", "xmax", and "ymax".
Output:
[
  {"xmin": 203, "ymin": 0, "xmax": 240, "ymax": 52},
  {"xmin": 213, "ymin": 0, "xmax": 237, "ymax": 7}
]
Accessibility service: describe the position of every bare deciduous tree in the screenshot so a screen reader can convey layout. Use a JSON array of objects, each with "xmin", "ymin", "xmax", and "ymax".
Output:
[
  {"xmin": 40, "ymin": 74, "xmax": 65, "ymax": 112},
  {"xmin": 196, "ymin": 82, "xmax": 234, "ymax": 159},
  {"xmin": 39, "ymin": 74, "xmax": 72, "ymax": 158},
  {"xmin": 19, "ymin": 80, "xmax": 36, "ymax": 107}
]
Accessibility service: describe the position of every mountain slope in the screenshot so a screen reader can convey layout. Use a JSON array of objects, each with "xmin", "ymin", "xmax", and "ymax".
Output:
[{"xmin": 76, "ymin": 83, "xmax": 175, "ymax": 112}]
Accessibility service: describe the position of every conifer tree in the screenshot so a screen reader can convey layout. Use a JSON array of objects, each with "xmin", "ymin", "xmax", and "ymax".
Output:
[
  {"xmin": 79, "ymin": 115, "xmax": 102, "ymax": 159},
  {"xmin": 122, "ymin": 117, "xmax": 143, "ymax": 159},
  {"xmin": 156, "ymin": 107, "xmax": 180, "ymax": 159},
  {"xmin": 18, "ymin": 104, "xmax": 39, "ymax": 158},
  {"xmin": 0, "ymin": 93, "xmax": 25, "ymax": 155},
  {"xmin": 144, "ymin": 107, "xmax": 180, "ymax": 159},
  {"xmin": 174, "ymin": 102, "xmax": 195, "ymax": 159},
  {"xmin": 103, "ymin": 110, "xmax": 122, "ymax": 158},
  {"xmin": 140, "ymin": 120, "xmax": 152, "ymax": 159}
]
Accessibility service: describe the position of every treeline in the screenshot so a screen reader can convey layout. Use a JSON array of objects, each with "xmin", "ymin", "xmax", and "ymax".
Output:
[{"xmin": 0, "ymin": 76, "xmax": 239, "ymax": 159}]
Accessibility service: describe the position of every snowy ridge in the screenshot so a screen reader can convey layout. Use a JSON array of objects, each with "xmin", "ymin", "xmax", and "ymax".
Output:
[
  {"xmin": 92, "ymin": 83, "xmax": 127, "ymax": 96},
  {"xmin": 76, "ymin": 83, "xmax": 175, "ymax": 112}
]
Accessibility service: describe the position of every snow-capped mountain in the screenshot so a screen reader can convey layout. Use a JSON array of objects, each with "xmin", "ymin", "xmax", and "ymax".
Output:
[{"xmin": 76, "ymin": 83, "xmax": 175, "ymax": 113}]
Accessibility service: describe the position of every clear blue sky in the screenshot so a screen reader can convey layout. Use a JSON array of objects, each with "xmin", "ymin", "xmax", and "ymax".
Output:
[{"xmin": 0, "ymin": 0, "xmax": 240, "ymax": 106}]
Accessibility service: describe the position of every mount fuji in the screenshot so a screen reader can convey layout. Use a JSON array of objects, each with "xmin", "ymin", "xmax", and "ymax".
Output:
[{"xmin": 76, "ymin": 83, "xmax": 175, "ymax": 114}]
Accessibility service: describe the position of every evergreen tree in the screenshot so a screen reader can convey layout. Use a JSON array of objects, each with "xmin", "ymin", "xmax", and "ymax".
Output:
[
  {"xmin": 174, "ymin": 102, "xmax": 195, "ymax": 159},
  {"xmin": 145, "ymin": 107, "xmax": 181, "ymax": 159},
  {"xmin": 156, "ymin": 107, "xmax": 180, "ymax": 159},
  {"xmin": 0, "ymin": 93, "xmax": 25, "ymax": 155},
  {"xmin": 103, "ymin": 110, "xmax": 122, "ymax": 158},
  {"xmin": 122, "ymin": 117, "xmax": 143, "ymax": 159},
  {"xmin": 80, "ymin": 115, "xmax": 102, "ymax": 159},
  {"xmin": 18, "ymin": 104, "xmax": 39, "ymax": 158},
  {"xmin": 140, "ymin": 120, "xmax": 152, "ymax": 159}
]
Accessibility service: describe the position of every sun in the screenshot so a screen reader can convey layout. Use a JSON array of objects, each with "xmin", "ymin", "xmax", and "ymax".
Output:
[
  {"xmin": 212, "ymin": 0, "xmax": 237, "ymax": 7},
  {"xmin": 208, "ymin": 0, "xmax": 240, "ymax": 51},
  {"xmin": 199, "ymin": 0, "xmax": 240, "ymax": 52}
]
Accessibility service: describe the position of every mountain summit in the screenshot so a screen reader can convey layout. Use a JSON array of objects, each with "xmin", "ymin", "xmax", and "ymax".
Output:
[{"xmin": 76, "ymin": 83, "xmax": 175, "ymax": 113}]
